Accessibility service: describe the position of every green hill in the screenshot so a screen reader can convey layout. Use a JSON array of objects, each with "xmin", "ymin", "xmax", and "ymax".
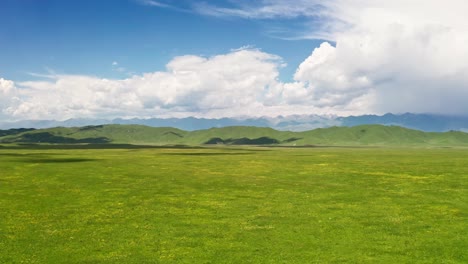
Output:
[
  {"xmin": 1, "ymin": 124, "xmax": 468, "ymax": 147},
  {"xmin": 294, "ymin": 125, "xmax": 429, "ymax": 146},
  {"xmin": 0, "ymin": 125, "xmax": 187, "ymax": 145}
]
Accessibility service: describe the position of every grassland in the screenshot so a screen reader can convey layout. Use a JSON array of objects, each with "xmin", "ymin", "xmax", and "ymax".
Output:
[{"xmin": 1, "ymin": 145, "xmax": 467, "ymax": 263}]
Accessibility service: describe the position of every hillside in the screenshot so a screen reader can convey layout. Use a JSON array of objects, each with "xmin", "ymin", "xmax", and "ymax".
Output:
[
  {"xmin": 0, "ymin": 125, "xmax": 187, "ymax": 145},
  {"xmin": 1, "ymin": 124, "xmax": 468, "ymax": 147}
]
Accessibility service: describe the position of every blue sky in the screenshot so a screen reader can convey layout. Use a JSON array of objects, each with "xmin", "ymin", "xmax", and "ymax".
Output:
[
  {"xmin": 1, "ymin": 0, "xmax": 468, "ymax": 121},
  {"xmin": 0, "ymin": 0, "xmax": 321, "ymax": 81}
]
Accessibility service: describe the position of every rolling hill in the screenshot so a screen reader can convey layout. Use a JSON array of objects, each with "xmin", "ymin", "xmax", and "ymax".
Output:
[{"xmin": 1, "ymin": 124, "xmax": 468, "ymax": 147}]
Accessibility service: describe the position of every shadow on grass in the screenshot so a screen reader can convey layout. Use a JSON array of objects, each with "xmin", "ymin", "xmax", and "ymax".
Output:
[
  {"xmin": 204, "ymin": 137, "xmax": 280, "ymax": 145},
  {"xmin": 0, "ymin": 143, "xmax": 278, "ymax": 151},
  {"xmin": 163, "ymin": 152, "xmax": 254, "ymax": 156},
  {"xmin": 20, "ymin": 158, "xmax": 97, "ymax": 163},
  {"xmin": 0, "ymin": 144, "xmax": 207, "ymax": 150},
  {"xmin": 0, "ymin": 153, "xmax": 98, "ymax": 163}
]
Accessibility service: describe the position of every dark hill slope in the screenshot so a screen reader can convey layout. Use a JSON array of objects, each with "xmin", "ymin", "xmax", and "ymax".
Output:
[
  {"xmin": 181, "ymin": 126, "xmax": 297, "ymax": 145},
  {"xmin": 0, "ymin": 125, "xmax": 187, "ymax": 145}
]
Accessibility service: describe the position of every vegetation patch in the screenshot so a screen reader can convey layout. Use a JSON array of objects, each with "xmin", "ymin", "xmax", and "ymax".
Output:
[
  {"xmin": 13, "ymin": 132, "xmax": 111, "ymax": 144},
  {"xmin": 1, "ymin": 146, "xmax": 466, "ymax": 263},
  {"xmin": 0, "ymin": 128, "xmax": 35, "ymax": 137},
  {"xmin": 204, "ymin": 136, "xmax": 280, "ymax": 145}
]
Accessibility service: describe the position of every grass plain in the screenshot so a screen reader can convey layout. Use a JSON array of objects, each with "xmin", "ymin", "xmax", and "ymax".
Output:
[{"xmin": 0, "ymin": 145, "xmax": 467, "ymax": 263}]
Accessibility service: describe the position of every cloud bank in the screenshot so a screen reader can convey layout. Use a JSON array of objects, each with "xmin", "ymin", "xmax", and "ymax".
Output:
[
  {"xmin": 2, "ymin": 0, "xmax": 468, "ymax": 121},
  {"xmin": 195, "ymin": 0, "xmax": 468, "ymax": 115},
  {"xmin": 0, "ymin": 47, "xmax": 365, "ymax": 121},
  {"xmin": 305, "ymin": 0, "xmax": 468, "ymax": 115}
]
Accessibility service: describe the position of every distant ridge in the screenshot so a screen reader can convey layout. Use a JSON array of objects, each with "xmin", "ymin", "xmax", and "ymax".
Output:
[
  {"xmin": 338, "ymin": 113, "xmax": 468, "ymax": 132},
  {"xmin": 1, "ymin": 113, "xmax": 467, "ymax": 132},
  {"xmin": 2, "ymin": 124, "xmax": 468, "ymax": 147}
]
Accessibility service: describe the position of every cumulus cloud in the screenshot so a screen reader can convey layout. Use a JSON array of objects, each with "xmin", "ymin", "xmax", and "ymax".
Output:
[
  {"xmin": 131, "ymin": 49, "xmax": 281, "ymax": 112},
  {"xmin": 11, "ymin": 75, "xmax": 140, "ymax": 119},
  {"xmin": 299, "ymin": 0, "xmax": 468, "ymax": 115},
  {"xmin": 1, "ymin": 46, "xmax": 367, "ymax": 120},
  {"xmin": 192, "ymin": 0, "xmax": 468, "ymax": 115},
  {"xmin": 0, "ymin": 78, "xmax": 15, "ymax": 94},
  {"xmin": 292, "ymin": 42, "xmax": 372, "ymax": 107},
  {"xmin": 0, "ymin": 78, "xmax": 18, "ymax": 119},
  {"xmin": 2, "ymin": 49, "xmax": 307, "ymax": 120}
]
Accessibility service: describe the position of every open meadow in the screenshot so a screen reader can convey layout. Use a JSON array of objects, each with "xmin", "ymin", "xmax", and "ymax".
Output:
[{"xmin": 1, "ymin": 145, "xmax": 467, "ymax": 263}]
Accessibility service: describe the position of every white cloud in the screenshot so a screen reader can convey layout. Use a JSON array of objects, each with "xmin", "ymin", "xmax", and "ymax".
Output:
[
  {"xmin": 137, "ymin": 0, "xmax": 171, "ymax": 8},
  {"xmin": 3, "ymin": 0, "xmax": 468, "ymax": 121},
  {"xmin": 136, "ymin": 0, "xmax": 190, "ymax": 13},
  {"xmin": 298, "ymin": 0, "xmax": 468, "ymax": 115},
  {"xmin": 11, "ymin": 75, "xmax": 142, "ymax": 120},
  {"xmin": 2, "ymin": 49, "xmax": 308, "ymax": 120},
  {"xmin": 189, "ymin": 0, "xmax": 468, "ymax": 115},
  {"xmin": 194, "ymin": 0, "xmax": 325, "ymax": 19},
  {"xmin": 0, "ymin": 78, "xmax": 15, "ymax": 95},
  {"xmin": 1, "ymin": 47, "xmax": 368, "ymax": 121},
  {"xmin": 128, "ymin": 48, "xmax": 283, "ymax": 113},
  {"xmin": 214, "ymin": 0, "xmax": 468, "ymax": 115},
  {"xmin": 0, "ymin": 78, "xmax": 19, "ymax": 119},
  {"xmin": 292, "ymin": 42, "xmax": 372, "ymax": 107}
]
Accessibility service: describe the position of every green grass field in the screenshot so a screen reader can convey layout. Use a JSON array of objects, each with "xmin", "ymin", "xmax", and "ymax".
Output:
[{"xmin": 1, "ymin": 145, "xmax": 467, "ymax": 263}]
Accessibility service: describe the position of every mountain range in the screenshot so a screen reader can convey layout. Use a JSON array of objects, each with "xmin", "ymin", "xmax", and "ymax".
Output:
[
  {"xmin": 1, "ymin": 113, "xmax": 467, "ymax": 132},
  {"xmin": 2, "ymin": 124, "xmax": 468, "ymax": 147}
]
